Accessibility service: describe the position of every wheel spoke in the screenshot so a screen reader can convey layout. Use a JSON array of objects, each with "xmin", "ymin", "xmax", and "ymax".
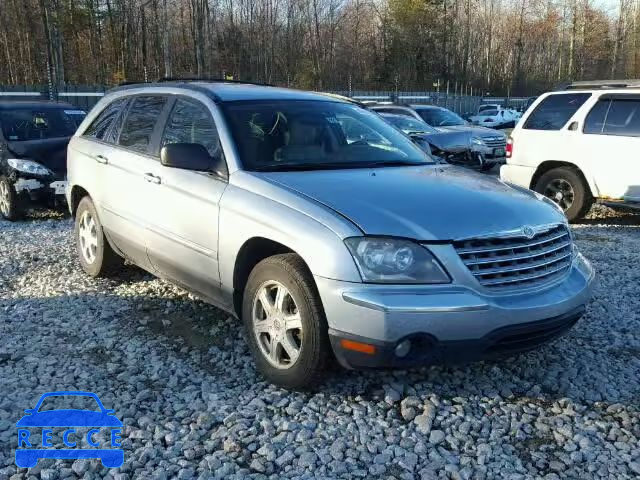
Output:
[
  {"xmin": 254, "ymin": 320, "xmax": 272, "ymax": 335},
  {"xmin": 281, "ymin": 334, "xmax": 300, "ymax": 364},
  {"xmin": 284, "ymin": 313, "xmax": 302, "ymax": 331},
  {"xmin": 274, "ymin": 285, "xmax": 286, "ymax": 313},
  {"xmin": 269, "ymin": 336, "xmax": 280, "ymax": 363},
  {"xmin": 258, "ymin": 288, "xmax": 274, "ymax": 316}
]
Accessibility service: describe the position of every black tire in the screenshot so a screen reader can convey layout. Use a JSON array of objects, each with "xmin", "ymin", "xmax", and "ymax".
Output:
[
  {"xmin": 74, "ymin": 196, "xmax": 124, "ymax": 277},
  {"xmin": 242, "ymin": 253, "xmax": 330, "ymax": 390},
  {"xmin": 0, "ymin": 175, "xmax": 23, "ymax": 221},
  {"xmin": 534, "ymin": 167, "xmax": 593, "ymax": 222}
]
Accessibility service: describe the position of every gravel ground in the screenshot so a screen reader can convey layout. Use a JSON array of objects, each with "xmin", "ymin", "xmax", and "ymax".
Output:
[{"xmin": 0, "ymin": 205, "xmax": 639, "ymax": 480}]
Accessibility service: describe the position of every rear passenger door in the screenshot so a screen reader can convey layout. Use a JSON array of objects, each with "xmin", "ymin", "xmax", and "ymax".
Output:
[
  {"xmin": 515, "ymin": 93, "xmax": 591, "ymax": 169},
  {"xmin": 143, "ymin": 96, "xmax": 228, "ymax": 304},
  {"xmin": 71, "ymin": 97, "xmax": 128, "ymax": 215},
  {"xmin": 581, "ymin": 95, "xmax": 640, "ymax": 200},
  {"xmin": 99, "ymin": 95, "xmax": 169, "ymax": 269}
]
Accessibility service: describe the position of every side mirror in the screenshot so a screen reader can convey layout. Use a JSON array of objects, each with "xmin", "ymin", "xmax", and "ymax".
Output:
[
  {"xmin": 24, "ymin": 409, "xmax": 35, "ymax": 414},
  {"xmin": 160, "ymin": 143, "xmax": 227, "ymax": 177}
]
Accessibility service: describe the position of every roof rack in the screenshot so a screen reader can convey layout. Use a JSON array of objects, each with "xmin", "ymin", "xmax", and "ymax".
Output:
[
  {"xmin": 157, "ymin": 77, "xmax": 272, "ymax": 87},
  {"xmin": 560, "ymin": 79, "xmax": 640, "ymax": 90}
]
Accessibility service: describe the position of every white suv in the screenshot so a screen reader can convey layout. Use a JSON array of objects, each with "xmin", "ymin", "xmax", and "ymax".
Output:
[{"xmin": 501, "ymin": 80, "xmax": 640, "ymax": 221}]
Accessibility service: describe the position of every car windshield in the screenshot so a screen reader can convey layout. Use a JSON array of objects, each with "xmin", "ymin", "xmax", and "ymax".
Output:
[
  {"xmin": 481, "ymin": 110, "xmax": 499, "ymax": 116},
  {"xmin": 37, "ymin": 395, "xmax": 101, "ymax": 412},
  {"xmin": 416, "ymin": 108, "xmax": 466, "ymax": 127},
  {"xmin": 0, "ymin": 107, "xmax": 85, "ymax": 141},
  {"xmin": 222, "ymin": 100, "xmax": 433, "ymax": 171},
  {"xmin": 382, "ymin": 115, "xmax": 437, "ymax": 134}
]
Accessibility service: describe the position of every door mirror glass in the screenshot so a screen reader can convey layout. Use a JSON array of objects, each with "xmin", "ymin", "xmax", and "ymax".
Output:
[{"xmin": 161, "ymin": 143, "xmax": 224, "ymax": 174}]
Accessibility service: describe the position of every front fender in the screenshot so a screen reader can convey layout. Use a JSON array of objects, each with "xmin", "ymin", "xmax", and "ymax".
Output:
[{"xmin": 218, "ymin": 173, "xmax": 364, "ymax": 290}]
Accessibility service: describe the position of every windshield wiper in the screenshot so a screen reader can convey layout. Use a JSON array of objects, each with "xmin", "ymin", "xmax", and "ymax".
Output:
[{"xmin": 253, "ymin": 160, "xmax": 429, "ymax": 172}]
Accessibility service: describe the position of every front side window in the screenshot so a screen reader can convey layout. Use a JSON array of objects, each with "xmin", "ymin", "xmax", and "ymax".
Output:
[
  {"xmin": 161, "ymin": 98, "xmax": 222, "ymax": 159},
  {"xmin": 222, "ymin": 100, "xmax": 432, "ymax": 171},
  {"xmin": 118, "ymin": 96, "xmax": 167, "ymax": 153},
  {"xmin": 523, "ymin": 93, "xmax": 590, "ymax": 130},
  {"xmin": 0, "ymin": 107, "xmax": 86, "ymax": 141},
  {"xmin": 417, "ymin": 108, "xmax": 465, "ymax": 127},
  {"xmin": 83, "ymin": 98, "xmax": 126, "ymax": 140}
]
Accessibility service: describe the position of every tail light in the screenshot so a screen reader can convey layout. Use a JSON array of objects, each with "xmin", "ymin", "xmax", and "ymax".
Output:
[{"xmin": 506, "ymin": 137, "xmax": 513, "ymax": 158}]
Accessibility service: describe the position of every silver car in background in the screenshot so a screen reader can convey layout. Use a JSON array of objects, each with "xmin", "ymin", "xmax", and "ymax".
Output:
[{"xmin": 67, "ymin": 81, "xmax": 595, "ymax": 389}]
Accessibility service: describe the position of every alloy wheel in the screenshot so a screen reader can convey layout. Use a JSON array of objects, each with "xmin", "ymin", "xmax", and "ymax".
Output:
[
  {"xmin": 543, "ymin": 178, "xmax": 575, "ymax": 212},
  {"xmin": 78, "ymin": 210, "xmax": 98, "ymax": 264},
  {"xmin": 252, "ymin": 281, "xmax": 303, "ymax": 369}
]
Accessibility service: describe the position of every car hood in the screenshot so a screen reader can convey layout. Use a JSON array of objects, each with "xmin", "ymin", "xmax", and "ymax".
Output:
[
  {"xmin": 409, "ymin": 131, "xmax": 470, "ymax": 153},
  {"xmin": 261, "ymin": 165, "xmax": 565, "ymax": 240},
  {"xmin": 435, "ymin": 124, "xmax": 504, "ymax": 138},
  {"xmin": 6, "ymin": 137, "xmax": 70, "ymax": 174},
  {"xmin": 16, "ymin": 410, "xmax": 123, "ymax": 427}
]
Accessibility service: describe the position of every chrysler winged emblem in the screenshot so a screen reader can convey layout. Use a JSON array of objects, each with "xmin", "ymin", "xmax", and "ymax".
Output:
[{"xmin": 522, "ymin": 225, "xmax": 536, "ymax": 239}]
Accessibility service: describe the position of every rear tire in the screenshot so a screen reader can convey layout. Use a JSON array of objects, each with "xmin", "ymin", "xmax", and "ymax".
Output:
[
  {"xmin": 242, "ymin": 253, "xmax": 330, "ymax": 390},
  {"xmin": 74, "ymin": 196, "xmax": 124, "ymax": 277},
  {"xmin": 534, "ymin": 167, "xmax": 593, "ymax": 222},
  {"xmin": 0, "ymin": 176, "xmax": 23, "ymax": 221}
]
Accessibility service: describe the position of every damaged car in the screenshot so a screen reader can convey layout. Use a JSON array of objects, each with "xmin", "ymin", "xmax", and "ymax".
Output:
[
  {"xmin": 378, "ymin": 113, "xmax": 491, "ymax": 170},
  {"xmin": 0, "ymin": 101, "xmax": 86, "ymax": 220}
]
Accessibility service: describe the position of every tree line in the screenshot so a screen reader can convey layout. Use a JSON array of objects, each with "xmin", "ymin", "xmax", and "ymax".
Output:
[{"xmin": 0, "ymin": 0, "xmax": 635, "ymax": 96}]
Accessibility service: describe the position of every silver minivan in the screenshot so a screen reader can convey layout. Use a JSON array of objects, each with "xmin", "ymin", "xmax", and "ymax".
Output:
[{"xmin": 67, "ymin": 81, "xmax": 595, "ymax": 389}]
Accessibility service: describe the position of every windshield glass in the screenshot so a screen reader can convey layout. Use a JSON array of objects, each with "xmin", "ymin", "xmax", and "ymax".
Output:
[
  {"xmin": 417, "ymin": 108, "xmax": 466, "ymax": 127},
  {"xmin": 0, "ymin": 107, "xmax": 85, "ymax": 141},
  {"xmin": 222, "ymin": 100, "xmax": 433, "ymax": 171},
  {"xmin": 382, "ymin": 115, "xmax": 437, "ymax": 134},
  {"xmin": 480, "ymin": 110, "xmax": 499, "ymax": 116}
]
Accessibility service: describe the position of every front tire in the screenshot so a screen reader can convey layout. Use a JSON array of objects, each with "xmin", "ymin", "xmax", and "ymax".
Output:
[
  {"xmin": 0, "ymin": 176, "xmax": 23, "ymax": 221},
  {"xmin": 534, "ymin": 167, "xmax": 593, "ymax": 222},
  {"xmin": 74, "ymin": 196, "xmax": 124, "ymax": 277},
  {"xmin": 242, "ymin": 254, "xmax": 330, "ymax": 390}
]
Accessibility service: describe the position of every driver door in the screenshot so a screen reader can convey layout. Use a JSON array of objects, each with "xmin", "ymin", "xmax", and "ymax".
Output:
[{"xmin": 143, "ymin": 96, "xmax": 229, "ymax": 305}]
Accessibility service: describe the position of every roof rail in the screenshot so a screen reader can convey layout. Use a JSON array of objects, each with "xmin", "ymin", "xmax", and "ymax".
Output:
[
  {"xmin": 560, "ymin": 79, "xmax": 640, "ymax": 90},
  {"xmin": 157, "ymin": 77, "xmax": 272, "ymax": 87}
]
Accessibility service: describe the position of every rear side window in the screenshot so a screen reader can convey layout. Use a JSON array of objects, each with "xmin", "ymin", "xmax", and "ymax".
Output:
[
  {"xmin": 584, "ymin": 98, "xmax": 640, "ymax": 136},
  {"xmin": 583, "ymin": 100, "xmax": 610, "ymax": 134},
  {"xmin": 523, "ymin": 93, "xmax": 590, "ymax": 130},
  {"xmin": 118, "ymin": 96, "xmax": 167, "ymax": 153},
  {"xmin": 161, "ymin": 98, "xmax": 222, "ymax": 159},
  {"xmin": 83, "ymin": 98, "xmax": 126, "ymax": 140}
]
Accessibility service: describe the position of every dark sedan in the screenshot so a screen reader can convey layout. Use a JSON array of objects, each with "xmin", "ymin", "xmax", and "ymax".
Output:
[{"xmin": 0, "ymin": 101, "xmax": 86, "ymax": 220}]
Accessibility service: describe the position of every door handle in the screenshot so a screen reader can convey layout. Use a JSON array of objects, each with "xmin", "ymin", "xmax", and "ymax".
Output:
[
  {"xmin": 144, "ymin": 173, "xmax": 161, "ymax": 184},
  {"xmin": 94, "ymin": 154, "xmax": 109, "ymax": 164}
]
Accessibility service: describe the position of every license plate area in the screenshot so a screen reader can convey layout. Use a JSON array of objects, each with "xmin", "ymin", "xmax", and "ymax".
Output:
[{"xmin": 49, "ymin": 181, "xmax": 67, "ymax": 195}]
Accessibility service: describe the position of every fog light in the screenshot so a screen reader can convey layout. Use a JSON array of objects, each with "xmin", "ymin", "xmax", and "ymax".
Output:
[{"xmin": 394, "ymin": 340, "xmax": 411, "ymax": 358}]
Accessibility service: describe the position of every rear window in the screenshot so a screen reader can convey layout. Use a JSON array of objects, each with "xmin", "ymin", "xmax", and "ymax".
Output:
[
  {"xmin": 118, "ymin": 96, "xmax": 167, "ymax": 153},
  {"xmin": 523, "ymin": 93, "xmax": 590, "ymax": 130},
  {"xmin": 0, "ymin": 107, "xmax": 86, "ymax": 141},
  {"xmin": 83, "ymin": 98, "xmax": 127, "ymax": 141}
]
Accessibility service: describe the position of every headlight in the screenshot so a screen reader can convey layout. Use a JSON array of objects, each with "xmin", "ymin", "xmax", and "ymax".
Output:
[
  {"xmin": 344, "ymin": 237, "xmax": 450, "ymax": 284},
  {"xmin": 470, "ymin": 136, "xmax": 486, "ymax": 146},
  {"xmin": 7, "ymin": 159, "xmax": 51, "ymax": 176}
]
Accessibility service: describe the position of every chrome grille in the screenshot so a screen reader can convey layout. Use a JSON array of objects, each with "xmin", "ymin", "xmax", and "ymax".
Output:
[
  {"xmin": 454, "ymin": 225, "xmax": 572, "ymax": 290},
  {"xmin": 482, "ymin": 136, "xmax": 507, "ymax": 148}
]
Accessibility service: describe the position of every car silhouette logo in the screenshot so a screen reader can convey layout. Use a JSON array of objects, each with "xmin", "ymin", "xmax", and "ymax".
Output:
[{"xmin": 15, "ymin": 391, "xmax": 123, "ymax": 469}]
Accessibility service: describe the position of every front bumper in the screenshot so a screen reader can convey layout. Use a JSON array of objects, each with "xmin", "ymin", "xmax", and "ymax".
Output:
[
  {"xmin": 500, "ymin": 163, "xmax": 536, "ymax": 189},
  {"xmin": 12, "ymin": 175, "xmax": 67, "ymax": 208},
  {"xmin": 317, "ymin": 253, "xmax": 595, "ymax": 369}
]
